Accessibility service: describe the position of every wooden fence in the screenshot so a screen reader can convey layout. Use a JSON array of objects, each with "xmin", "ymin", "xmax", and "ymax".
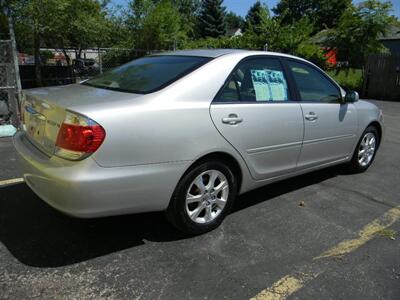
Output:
[{"xmin": 362, "ymin": 54, "xmax": 400, "ymax": 101}]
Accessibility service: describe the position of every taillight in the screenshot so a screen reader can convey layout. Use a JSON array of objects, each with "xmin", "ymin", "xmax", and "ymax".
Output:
[{"xmin": 55, "ymin": 111, "xmax": 105, "ymax": 160}]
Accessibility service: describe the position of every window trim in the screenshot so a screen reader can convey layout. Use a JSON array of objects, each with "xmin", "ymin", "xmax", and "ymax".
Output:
[
  {"xmin": 82, "ymin": 55, "xmax": 213, "ymax": 95},
  {"xmin": 213, "ymin": 55, "xmax": 297, "ymax": 105},
  {"xmin": 283, "ymin": 58, "xmax": 344, "ymax": 104}
]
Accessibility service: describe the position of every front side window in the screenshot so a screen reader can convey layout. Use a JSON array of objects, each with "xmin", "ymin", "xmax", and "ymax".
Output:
[
  {"xmin": 287, "ymin": 60, "xmax": 341, "ymax": 103},
  {"xmin": 83, "ymin": 55, "xmax": 211, "ymax": 94},
  {"xmin": 216, "ymin": 57, "xmax": 290, "ymax": 102}
]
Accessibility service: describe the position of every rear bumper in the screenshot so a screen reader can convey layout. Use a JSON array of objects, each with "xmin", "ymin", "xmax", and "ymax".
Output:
[{"xmin": 13, "ymin": 132, "xmax": 189, "ymax": 218}]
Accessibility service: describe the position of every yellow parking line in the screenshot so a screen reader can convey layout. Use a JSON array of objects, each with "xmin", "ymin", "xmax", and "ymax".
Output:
[
  {"xmin": 251, "ymin": 204, "xmax": 400, "ymax": 300},
  {"xmin": 316, "ymin": 205, "xmax": 400, "ymax": 259},
  {"xmin": 0, "ymin": 177, "xmax": 24, "ymax": 186},
  {"xmin": 250, "ymin": 273, "xmax": 319, "ymax": 300}
]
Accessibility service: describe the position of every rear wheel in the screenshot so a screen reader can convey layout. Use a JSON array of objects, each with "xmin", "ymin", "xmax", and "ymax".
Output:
[
  {"xmin": 348, "ymin": 126, "xmax": 379, "ymax": 173},
  {"xmin": 166, "ymin": 161, "xmax": 237, "ymax": 235}
]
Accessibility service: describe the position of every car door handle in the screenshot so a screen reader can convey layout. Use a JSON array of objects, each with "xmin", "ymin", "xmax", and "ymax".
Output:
[
  {"xmin": 305, "ymin": 112, "xmax": 318, "ymax": 121},
  {"xmin": 222, "ymin": 114, "xmax": 243, "ymax": 125}
]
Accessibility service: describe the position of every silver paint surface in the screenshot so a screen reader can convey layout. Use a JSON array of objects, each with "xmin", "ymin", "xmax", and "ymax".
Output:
[{"xmin": 13, "ymin": 50, "xmax": 383, "ymax": 217}]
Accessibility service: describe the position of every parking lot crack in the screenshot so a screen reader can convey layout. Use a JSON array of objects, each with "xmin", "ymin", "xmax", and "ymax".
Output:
[{"xmin": 320, "ymin": 181, "xmax": 395, "ymax": 209}]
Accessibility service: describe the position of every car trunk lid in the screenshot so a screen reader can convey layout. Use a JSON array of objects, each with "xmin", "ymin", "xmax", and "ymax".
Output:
[
  {"xmin": 21, "ymin": 84, "xmax": 143, "ymax": 157},
  {"xmin": 21, "ymin": 93, "xmax": 66, "ymax": 156}
]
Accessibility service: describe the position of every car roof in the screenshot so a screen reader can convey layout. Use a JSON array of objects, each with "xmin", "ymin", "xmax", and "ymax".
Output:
[
  {"xmin": 160, "ymin": 49, "xmax": 251, "ymax": 58},
  {"xmin": 158, "ymin": 48, "xmax": 303, "ymax": 60}
]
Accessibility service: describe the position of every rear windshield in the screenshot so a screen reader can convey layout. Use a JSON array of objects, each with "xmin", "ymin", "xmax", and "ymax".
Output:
[{"xmin": 83, "ymin": 55, "xmax": 211, "ymax": 94}]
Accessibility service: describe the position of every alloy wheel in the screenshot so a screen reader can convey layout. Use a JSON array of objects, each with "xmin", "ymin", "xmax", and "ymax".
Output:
[
  {"xmin": 185, "ymin": 170, "xmax": 229, "ymax": 224},
  {"xmin": 358, "ymin": 132, "xmax": 376, "ymax": 167}
]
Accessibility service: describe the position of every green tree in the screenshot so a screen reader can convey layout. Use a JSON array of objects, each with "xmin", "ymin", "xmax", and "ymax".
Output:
[
  {"xmin": 242, "ymin": 0, "xmax": 317, "ymax": 59},
  {"xmin": 244, "ymin": 1, "xmax": 270, "ymax": 35},
  {"xmin": 272, "ymin": 0, "xmax": 312, "ymax": 23},
  {"xmin": 7, "ymin": 0, "xmax": 112, "ymax": 85},
  {"xmin": 48, "ymin": 0, "xmax": 111, "ymax": 61},
  {"xmin": 183, "ymin": 14, "xmax": 322, "ymax": 65},
  {"xmin": 0, "ymin": 12, "xmax": 9, "ymax": 39},
  {"xmin": 294, "ymin": 41, "xmax": 326, "ymax": 66},
  {"xmin": 172, "ymin": 0, "xmax": 201, "ymax": 37},
  {"xmin": 328, "ymin": 0, "xmax": 393, "ymax": 66},
  {"xmin": 313, "ymin": 0, "xmax": 352, "ymax": 29},
  {"xmin": 197, "ymin": 0, "xmax": 226, "ymax": 38},
  {"xmin": 127, "ymin": 0, "xmax": 157, "ymax": 34},
  {"xmin": 273, "ymin": 0, "xmax": 351, "ymax": 31},
  {"xmin": 104, "ymin": 2, "xmax": 133, "ymax": 47},
  {"xmin": 259, "ymin": 16, "xmax": 315, "ymax": 54},
  {"xmin": 139, "ymin": 0, "xmax": 186, "ymax": 50},
  {"xmin": 226, "ymin": 12, "xmax": 244, "ymax": 31},
  {"xmin": 7, "ymin": 0, "xmax": 59, "ymax": 85}
]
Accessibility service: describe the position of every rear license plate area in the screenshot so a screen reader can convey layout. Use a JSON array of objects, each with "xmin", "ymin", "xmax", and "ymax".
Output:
[{"xmin": 24, "ymin": 105, "xmax": 47, "ymax": 146}]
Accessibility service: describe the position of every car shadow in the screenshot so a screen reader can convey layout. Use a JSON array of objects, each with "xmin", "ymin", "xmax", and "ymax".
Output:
[
  {"xmin": 232, "ymin": 165, "xmax": 345, "ymax": 213},
  {"xmin": 0, "ymin": 165, "xmax": 346, "ymax": 268}
]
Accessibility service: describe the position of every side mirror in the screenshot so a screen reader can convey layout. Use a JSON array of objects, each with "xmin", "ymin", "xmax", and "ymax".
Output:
[{"xmin": 344, "ymin": 91, "xmax": 359, "ymax": 103}]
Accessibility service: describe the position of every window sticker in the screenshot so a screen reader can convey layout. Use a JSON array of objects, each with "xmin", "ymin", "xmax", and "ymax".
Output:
[{"xmin": 250, "ymin": 69, "xmax": 288, "ymax": 101}]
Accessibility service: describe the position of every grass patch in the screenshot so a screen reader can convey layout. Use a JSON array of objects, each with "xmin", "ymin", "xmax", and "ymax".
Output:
[
  {"xmin": 327, "ymin": 68, "xmax": 363, "ymax": 92},
  {"xmin": 378, "ymin": 229, "xmax": 396, "ymax": 240}
]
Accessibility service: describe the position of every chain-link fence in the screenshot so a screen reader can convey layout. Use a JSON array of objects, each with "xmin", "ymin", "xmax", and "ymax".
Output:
[
  {"xmin": 0, "ymin": 40, "xmax": 16, "ymax": 126},
  {"xmin": 74, "ymin": 48, "xmax": 164, "ymax": 79},
  {"xmin": 71, "ymin": 48, "xmax": 140, "ymax": 79},
  {"xmin": 19, "ymin": 48, "xmax": 165, "ymax": 86}
]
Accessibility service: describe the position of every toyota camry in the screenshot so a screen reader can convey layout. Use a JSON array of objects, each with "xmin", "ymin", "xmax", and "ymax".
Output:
[{"xmin": 14, "ymin": 49, "xmax": 384, "ymax": 234}]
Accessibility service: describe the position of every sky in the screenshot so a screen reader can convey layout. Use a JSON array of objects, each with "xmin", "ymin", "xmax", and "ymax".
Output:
[
  {"xmin": 112, "ymin": 0, "xmax": 400, "ymax": 18},
  {"xmin": 223, "ymin": 0, "xmax": 400, "ymax": 17}
]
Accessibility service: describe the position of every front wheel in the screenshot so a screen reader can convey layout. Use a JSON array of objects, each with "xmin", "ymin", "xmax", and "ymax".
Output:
[
  {"xmin": 348, "ymin": 126, "xmax": 380, "ymax": 173},
  {"xmin": 166, "ymin": 161, "xmax": 237, "ymax": 235}
]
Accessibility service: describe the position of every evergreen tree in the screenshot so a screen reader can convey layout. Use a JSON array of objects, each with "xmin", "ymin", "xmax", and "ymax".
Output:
[
  {"xmin": 198, "ymin": 0, "xmax": 226, "ymax": 38},
  {"xmin": 244, "ymin": 1, "xmax": 270, "ymax": 35},
  {"xmin": 172, "ymin": 0, "xmax": 201, "ymax": 37},
  {"xmin": 226, "ymin": 12, "xmax": 244, "ymax": 31},
  {"xmin": 245, "ymin": 1, "xmax": 264, "ymax": 30}
]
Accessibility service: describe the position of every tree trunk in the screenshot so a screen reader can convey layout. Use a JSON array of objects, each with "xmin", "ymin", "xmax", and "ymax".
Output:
[
  {"xmin": 33, "ymin": 31, "xmax": 42, "ymax": 87},
  {"xmin": 62, "ymin": 49, "xmax": 71, "ymax": 66}
]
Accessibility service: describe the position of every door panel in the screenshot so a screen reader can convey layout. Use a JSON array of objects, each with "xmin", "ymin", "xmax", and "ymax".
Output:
[
  {"xmin": 284, "ymin": 59, "xmax": 358, "ymax": 169},
  {"xmin": 298, "ymin": 103, "xmax": 357, "ymax": 169},
  {"xmin": 210, "ymin": 103, "xmax": 304, "ymax": 180}
]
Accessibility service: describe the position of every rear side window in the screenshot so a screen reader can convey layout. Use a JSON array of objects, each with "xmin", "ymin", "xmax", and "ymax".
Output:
[
  {"xmin": 287, "ymin": 60, "xmax": 341, "ymax": 103},
  {"xmin": 83, "ymin": 55, "xmax": 211, "ymax": 94},
  {"xmin": 216, "ymin": 57, "xmax": 290, "ymax": 102}
]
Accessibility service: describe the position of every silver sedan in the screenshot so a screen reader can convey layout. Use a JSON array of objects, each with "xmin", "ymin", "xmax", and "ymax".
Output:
[{"xmin": 14, "ymin": 49, "xmax": 384, "ymax": 234}]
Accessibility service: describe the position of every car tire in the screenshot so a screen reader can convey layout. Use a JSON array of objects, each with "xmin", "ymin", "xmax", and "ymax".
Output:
[
  {"xmin": 347, "ymin": 125, "xmax": 380, "ymax": 173},
  {"xmin": 166, "ymin": 160, "xmax": 238, "ymax": 235}
]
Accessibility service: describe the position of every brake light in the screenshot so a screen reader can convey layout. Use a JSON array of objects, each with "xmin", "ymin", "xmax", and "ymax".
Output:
[{"xmin": 55, "ymin": 111, "xmax": 105, "ymax": 160}]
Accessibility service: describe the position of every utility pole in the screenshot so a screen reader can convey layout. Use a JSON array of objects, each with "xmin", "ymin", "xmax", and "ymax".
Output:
[{"xmin": 7, "ymin": 8, "xmax": 21, "ymax": 126}]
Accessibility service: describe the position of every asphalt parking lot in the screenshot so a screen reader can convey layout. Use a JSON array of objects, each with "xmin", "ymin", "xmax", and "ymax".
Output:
[{"xmin": 0, "ymin": 100, "xmax": 399, "ymax": 299}]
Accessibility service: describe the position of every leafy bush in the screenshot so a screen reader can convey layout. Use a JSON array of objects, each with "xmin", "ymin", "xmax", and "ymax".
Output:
[
  {"xmin": 294, "ymin": 42, "xmax": 327, "ymax": 68},
  {"xmin": 101, "ymin": 48, "xmax": 149, "ymax": 69},
  {"xmin": 327, "ymin": 0, "xmax": 393, "ymax": 67},
  {"xmin": 181, "ymin": 34, "xmax": 260, "ymax": 50},
  {"xmin": 327, "ymin": 68, "xmax": 363, "ymax": 91},
  {"xmin": 40, "ymin": 50, "xmax": 54, "ymax": 64}
]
